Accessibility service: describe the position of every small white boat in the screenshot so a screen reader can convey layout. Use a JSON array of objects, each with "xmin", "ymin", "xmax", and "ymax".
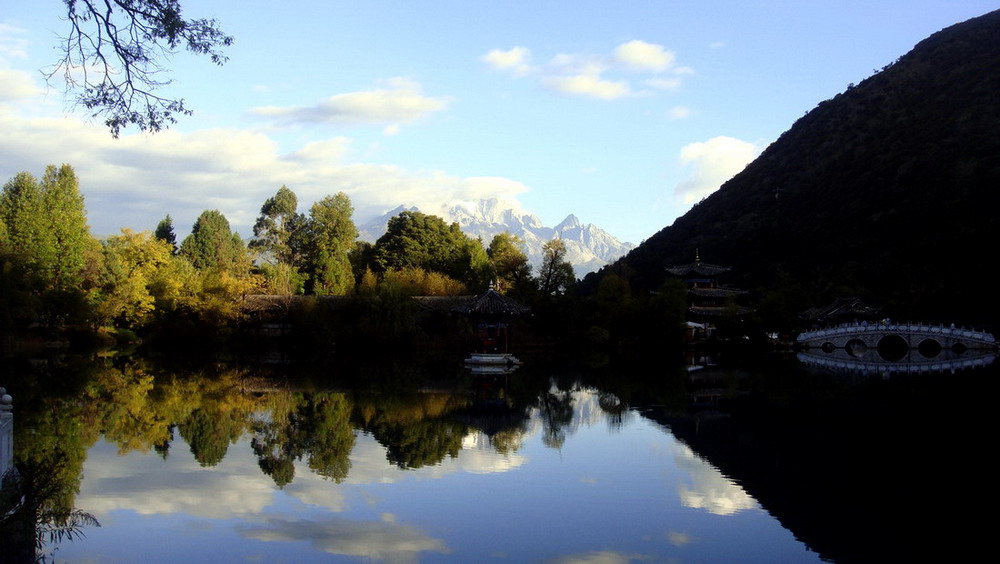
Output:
[{"xmin": 464, "ymin": 353, "xmax": 521, "ymax": 366}]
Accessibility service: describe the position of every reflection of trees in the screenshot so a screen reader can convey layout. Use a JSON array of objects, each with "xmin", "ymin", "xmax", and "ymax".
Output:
[
  {"xmin": 180, "ymin": 406, "xmax": 243, "ymax": 467},
  {"xmin": 535, "ymin": 387, "xmax": 574, "ymax": 449},
  {"xmin": 358, "ymin": 393, "xmax": 470, "ymax": 470},
  {"xmin": 298, "ymin": 394, "xmax": 355, "ymax": 482},
  {"xmin": 251, "ymin": 391, "xmax": 356, "ymax": 487},
  {"xmin": 3, "ymin": 373, "xmax": 98, "ymax": 562},
  {"xmin": 375, "ymin": 419, "xmax": 468, "ymax": 470},
  {"xmin": 1, "ymin": 458, "xmax": 100, "ymax": 562}
]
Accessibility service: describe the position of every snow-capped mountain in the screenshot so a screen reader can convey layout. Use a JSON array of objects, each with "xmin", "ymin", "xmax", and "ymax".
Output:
[{"xmin": 357, "ymin": 198, "xmax": 635, "ymax": 277}]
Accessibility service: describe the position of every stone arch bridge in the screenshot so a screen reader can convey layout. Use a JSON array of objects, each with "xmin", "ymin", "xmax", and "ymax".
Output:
[{"xmin": 797, "ymin": 322, "xmax": 996, "ymax": 359}]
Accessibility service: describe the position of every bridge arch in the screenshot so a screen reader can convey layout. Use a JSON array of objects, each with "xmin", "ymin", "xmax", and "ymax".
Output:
[
  {"xmin": 845, "ymin": 338, "xmax": 867, "ymax": 358},
  {"xmin": 917, "ymin": 338, "xmax": 942, "ymax": 359},
  {"xmin": 877, "ymin": 334, "xmax": 909, "ymax": 362}
]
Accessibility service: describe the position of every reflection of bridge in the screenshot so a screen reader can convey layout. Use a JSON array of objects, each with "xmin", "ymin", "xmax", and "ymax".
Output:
[
  {"xmin": 797, "ymin": 323, "xmax": 996, "ymax": 354},
  {"xmin": 797, "ymin": 350, "xmax": 996, "ymax": 376}
]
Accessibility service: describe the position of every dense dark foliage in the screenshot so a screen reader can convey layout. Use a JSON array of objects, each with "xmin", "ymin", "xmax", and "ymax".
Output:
[{"xmin": 584, "ymin": 9, "xmax": 1000, "ymax": 330}]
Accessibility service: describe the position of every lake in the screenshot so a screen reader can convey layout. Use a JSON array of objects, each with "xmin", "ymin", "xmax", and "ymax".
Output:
[{"xmin": 2, "ymin": 346, "xmax": 994, "ymax": 562}]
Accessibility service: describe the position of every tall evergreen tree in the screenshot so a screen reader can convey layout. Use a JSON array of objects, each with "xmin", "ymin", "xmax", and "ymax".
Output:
[
  {"xmin": 179, "ymin": 210, "xmax": 250, "ymax": 275},
  {"xmin": 305, "ymin": 193, "xmax": 357, "ymax": 295},
  {"xmin": 154, "ymin": 214, "xmax": 178, "ymax": 253},
  {"xmin": 1, "ymin": 165, "xmax": 91, "ymax": 291}
]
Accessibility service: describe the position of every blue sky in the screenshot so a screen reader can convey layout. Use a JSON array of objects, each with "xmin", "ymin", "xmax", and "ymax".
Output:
[{"xmin": 1, "ymin": 1, "xmax": 996, "ymax": 245}]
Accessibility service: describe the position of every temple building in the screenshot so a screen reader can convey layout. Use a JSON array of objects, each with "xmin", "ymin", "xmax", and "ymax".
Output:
[{"xmin": 666, "ymin": 251, "xmax": 753, "ymax": 342}]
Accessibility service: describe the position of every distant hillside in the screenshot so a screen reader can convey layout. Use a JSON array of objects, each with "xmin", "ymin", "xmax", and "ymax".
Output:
[
  {"xmin": 585, "ymin": 9, "xmax": 1000, "ymax": 328},
  {"xmin": 358, "ymin": 198, "xmax": 635, "ymax": 277}
]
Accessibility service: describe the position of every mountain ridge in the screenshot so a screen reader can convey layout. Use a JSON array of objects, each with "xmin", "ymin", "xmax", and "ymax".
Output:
[
  {"xmin": 358, "ymin": 198, "xmax": 635, "ymax": 277},
  {"xmin": 584, "ymin": 9, "xmax": 1000, "ymax": 327}
]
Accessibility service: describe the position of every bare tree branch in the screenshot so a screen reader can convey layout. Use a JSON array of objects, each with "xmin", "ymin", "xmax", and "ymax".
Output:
[{"xmin": 47, "ymin": 0, "xmax": 233, "ymax": 137}]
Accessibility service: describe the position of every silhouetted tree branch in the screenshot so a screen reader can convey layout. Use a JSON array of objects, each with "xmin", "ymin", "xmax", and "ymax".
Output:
[{"xmin": 48, "ymin": 0, "xmax": 233, "ymax": 137}]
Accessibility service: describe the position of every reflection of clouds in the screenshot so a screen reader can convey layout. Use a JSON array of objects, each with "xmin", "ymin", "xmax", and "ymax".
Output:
[
  {"xmin": 281, "ymin": 465, "xmax": 348, "ymax": 512},
  {"xmin": 77, "ymin": 440, "xmax": 275, "ymax": 519},
  {"xmin": 238, "ymin": 515, "xmax": 449, "ymax": 563},
  {"xmin": 673, "ymin": 442, "xmax": 757, "ymax": 516},
  {"xmin": 545, "ymin": 550, "xmax": 649, "ymax": 564},
  {"xmin": 667, "ymin": 530, "xmax": 693, "ymax": 547},
  {"xmin": 345, "ymin": 432, "xmax": 526, "ymax": 484}
]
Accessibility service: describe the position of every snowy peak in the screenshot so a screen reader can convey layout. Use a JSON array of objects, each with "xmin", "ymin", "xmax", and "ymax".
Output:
[
  {"xmin": 357, "ymin": 199, "xmax": 634, "ymax": 277},
  {"xmin": 555, "ymin": 214, "xmax": 581, "ymax": 231}
]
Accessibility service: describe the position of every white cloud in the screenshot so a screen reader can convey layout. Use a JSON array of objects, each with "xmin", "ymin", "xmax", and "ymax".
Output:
[
  {"xmin": 674, "ymin": 136, "xmax": 762, "ymax": 204},
  {"xmin": 483, "ymin": 40, "xmax": 691, "ymax": 101},
  {"xmin": 0, "ymin": 105, "xmax": 530, "ymax": 240},
  {"xmin": 614, "ymin": 40, "xmax": 676, "ymax": 72},
  {"xmin": 672, "ymin": 441, "xmax": 758, "ymax": 516},
  {"xmin": 0, "ymin": 68, "xmax": 41, "ymax": 100},
  {"xmin": 481, "ymin": 46, "xmax": 534, "ymax": 76},
  {"xmin": 668, "ymin": 105, "xmax": 693, "ymax": 119},
  {"xmin": 0, "ymin": 23, "xmax": 29, "ymax": 60},
  {"xmin": 249, "ymin": 77, "xmax": 450, "ymax": 128},
  {"xmin": 545, "ymin": 550, "xmax": 649, "ymax": 564},
  {"xmin": 543, "ymin": 70, "xmax": 630, "ymax": 100},
  {"xmin": 238, "ymin": 516, "xmax": 450, "ymax": 560}
]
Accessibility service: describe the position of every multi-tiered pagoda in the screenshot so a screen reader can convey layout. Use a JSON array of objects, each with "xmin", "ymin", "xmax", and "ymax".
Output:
[{"xmin": 666, "ymin": 251, "xmax": 752, "ymax": 342}]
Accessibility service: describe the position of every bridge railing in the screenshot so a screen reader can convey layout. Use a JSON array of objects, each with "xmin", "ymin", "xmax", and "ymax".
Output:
[{"xmin": 797, "ymin": 322, "xmax": 996, "ymax": 344}]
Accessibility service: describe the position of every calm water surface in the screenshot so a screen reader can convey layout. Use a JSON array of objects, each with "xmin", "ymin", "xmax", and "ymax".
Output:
[{"xmin": 4, "ymin": 348, "xmax": 994, "ymax": 562}]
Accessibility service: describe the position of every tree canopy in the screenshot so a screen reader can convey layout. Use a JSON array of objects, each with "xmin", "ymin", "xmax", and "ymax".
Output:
[
  {"xmin": 372, "ymin": 211, "xmax": 489, "ymax": 289},
  {"xmin": 179, "ymin": 210, "xmax": 250, "ymax": 275}
]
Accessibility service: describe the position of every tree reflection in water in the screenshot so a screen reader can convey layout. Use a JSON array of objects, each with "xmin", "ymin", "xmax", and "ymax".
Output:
[{"xmin": 1, "ymin": 458, "xmax": 100, "ymax": 563}]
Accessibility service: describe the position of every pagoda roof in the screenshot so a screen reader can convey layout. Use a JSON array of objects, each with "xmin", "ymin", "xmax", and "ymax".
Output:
[
  {"xmin": 455, "ymin": 288, "xmax": 531, "ymax": 316},
  {"xmin": 690, "ymin": 287, "xmax": 748, "ymax": 298},
  {"xmin": 689, "ymin": 305, "xmax": 755, "ymax": 317},
  {"xmin": 666, "ymin": 251, "xmax": 731, "ymax": 277},
  {"xmin": 667, "ymin": 262, "xmax": 731, "ymax": 277},
  {"xmin": 411, "ymin": 289, "xmax": 531, "ymax": 316}
]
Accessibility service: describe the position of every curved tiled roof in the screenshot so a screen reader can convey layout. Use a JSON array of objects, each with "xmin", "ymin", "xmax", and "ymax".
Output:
[
  {"xmin": 455, "ymin": 289, "xmax": 531, "ymax": 315},
  {"xmin": 666, "ymin": 262, "xmax": 731, "ymax": 277}
]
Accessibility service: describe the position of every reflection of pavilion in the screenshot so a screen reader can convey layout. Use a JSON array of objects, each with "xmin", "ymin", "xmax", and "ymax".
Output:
[{"xmin": 449, "ymin": 371, "xmax": 530, "ymax": 443}]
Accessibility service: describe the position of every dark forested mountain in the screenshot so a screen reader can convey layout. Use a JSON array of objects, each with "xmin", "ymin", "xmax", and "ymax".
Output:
[{"xmin": 586, "ymin": 9, "xmax": 1000, "ymax": 328}]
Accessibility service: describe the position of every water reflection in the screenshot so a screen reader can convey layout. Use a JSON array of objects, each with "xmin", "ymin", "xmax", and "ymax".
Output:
[{"xmin": 9, "ymin": 352, "xmax": 932, "ymax": 561}]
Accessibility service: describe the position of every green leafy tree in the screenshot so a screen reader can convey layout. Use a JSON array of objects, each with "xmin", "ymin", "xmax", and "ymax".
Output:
[
  {"xmin": 487, "ymin": 233, "xmax": 533, "ymax": 295},
  {"xmin": 40, "ymin": 165, "xmax": 91, "ymax": 290},
  {"xmin": 251, "ymin": 186, "xmax": 304, "ymax": 266},
  {"xmin": 179, "ymin": 210, "xmax": 250, "ymax": 276},
  {"xmin": 95, "ymin": 229, "xmax": 173, "ymax": 327},
  {"xmin": 537, "ymin": 239, "xmax": 576, "ymax": 296},
  {"xmin": 373, "ymin": 210, "xmax": 488, "ymax": 288},
  {"xmin": 0, "ymin": 165, "xmax": 93, "ymax": 327},
  {"xmin": 0, "ymin": 166, "xmax": 91, "ymax": 291},
  {"xmin": 304, "ymin": 193, "xmax": 357, "ymax": 295}
]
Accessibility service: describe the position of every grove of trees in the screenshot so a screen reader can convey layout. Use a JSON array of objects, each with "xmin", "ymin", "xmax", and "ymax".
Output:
[{"xmin": 0, "ymin": 165, "xmax": 598, "ymax": 348}]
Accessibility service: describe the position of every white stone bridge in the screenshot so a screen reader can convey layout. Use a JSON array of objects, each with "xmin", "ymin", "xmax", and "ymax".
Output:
[{"xmin": 797, "ymin": 322, "xmax": 997, "ymax": 357}]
